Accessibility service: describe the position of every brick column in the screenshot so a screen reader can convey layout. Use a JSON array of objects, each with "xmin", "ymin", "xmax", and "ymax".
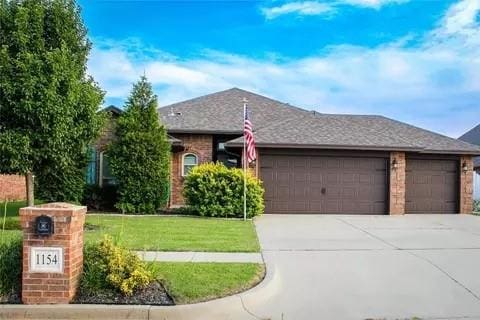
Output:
[
  {"xmin": 19, "ymin": 203, "xmax": 86, "ymax": 304},
  {"xmin": 460, "ymin": 156, "xmax": 474, "ymax": 214},
  {"xmin": 389, "ymin": 151, "xmax": 406, "ymax": 215}
]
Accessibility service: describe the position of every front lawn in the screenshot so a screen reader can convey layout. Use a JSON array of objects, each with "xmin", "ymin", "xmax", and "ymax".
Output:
[
  {"xmin": 1, "ymin": 201, "xmax": 261, "ymax": 252},
  {"xmin": 85, "ymin": 215, "xmax": 260, "ymax": 252},
  {"xmin": 0, "ymin": 200, "xmax": 43, "ymax": 217},
  {"xmin": 154, "ymin": 262, "xmax": 265, "ymax": 304}
]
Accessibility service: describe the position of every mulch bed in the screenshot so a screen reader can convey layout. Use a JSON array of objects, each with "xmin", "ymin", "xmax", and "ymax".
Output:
[
  {"xmin": 0, "ymin": 292, "xmax": 21, "ymax": 304},
  {"xmin": 73, "ymin": 281, "xmax": 174, "ymax": 305}
]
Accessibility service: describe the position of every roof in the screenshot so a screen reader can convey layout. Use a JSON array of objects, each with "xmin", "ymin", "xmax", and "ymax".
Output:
[
  {"xmin": 459, "ymin": 124, "xmax": 480, "ymax": 145},
  {"xmin": 158, "ymin": 88, "xmax": 309, "ymax": 134},
  {"xmin": 101, "ymin": 105, "xmax": 123, "ymax": 116},
  {"xmin": 158, "ymin": 88, "xmax": 480, "ymax": 155},
  {"xmin": 459, "ymin": 124, "xmax": 480, "ymax": 167}
]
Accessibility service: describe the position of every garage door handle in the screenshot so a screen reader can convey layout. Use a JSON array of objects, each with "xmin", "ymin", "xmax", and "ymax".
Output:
[{"xmin": 321, "ymin": 187, "xmax": 326, "ymax": 195}]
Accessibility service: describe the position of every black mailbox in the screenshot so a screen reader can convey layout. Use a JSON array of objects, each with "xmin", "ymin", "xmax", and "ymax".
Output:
[{"xmin": 35, "ymin": 215, "xmax": 54, "ymax": 236}]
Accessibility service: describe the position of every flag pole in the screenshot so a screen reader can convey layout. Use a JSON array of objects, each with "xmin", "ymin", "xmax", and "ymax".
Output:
[{"xmin": 243, "ymin": 98, "xmax": 247, "ymax": 221}]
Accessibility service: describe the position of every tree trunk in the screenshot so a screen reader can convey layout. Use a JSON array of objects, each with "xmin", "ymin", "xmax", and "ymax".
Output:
[{"xmin": 25, "ymin": 172, "xmax": 34, "ymax": 206}]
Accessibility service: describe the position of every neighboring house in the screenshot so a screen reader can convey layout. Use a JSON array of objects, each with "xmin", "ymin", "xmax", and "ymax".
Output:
[
  {"xmin": 459, "ymin": 124, "xmax": 480, "ymax": 200},
  {"xmin": 92, "ymin": 88, "xmax": 480, "ymax": 214},
  {"xmin": 0, "ymin": 174, "xmax": 25, "ymax": 201}
]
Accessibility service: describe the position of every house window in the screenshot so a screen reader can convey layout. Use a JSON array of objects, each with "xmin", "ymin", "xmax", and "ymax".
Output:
[
  {"xmin": 86, "ymin": 147, "xmax": 97, "ymax": 185},
  {"xmin": 99, "ymin": 152, "xmax": 117, "ymax": 186},
  {"xmin": 182, "ymin": 153, "xmax": 198, "ymax": 176}
]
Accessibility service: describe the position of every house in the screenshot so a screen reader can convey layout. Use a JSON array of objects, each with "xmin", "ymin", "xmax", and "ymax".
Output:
[
  {"xmin": 92, "ymin": 88, "xmax": 480, "ymax": 214},
  {"xmin": 459, "ymin": 124, "xmax": 480, "ymax": 200}
]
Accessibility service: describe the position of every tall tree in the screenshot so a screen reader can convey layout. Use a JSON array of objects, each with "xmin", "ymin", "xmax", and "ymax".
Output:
[
  {"xmin": 0, "ymin": 0, "xmax": 104, "ymax": 204},
  {"xmin": 109, "ymin": 76, "xmax": 170, "ymax": 214}
]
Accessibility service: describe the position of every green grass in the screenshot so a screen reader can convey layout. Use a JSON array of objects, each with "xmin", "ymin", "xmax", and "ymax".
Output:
[
  {"xmin": 1, "ymin": 201, "xmax": 261, "ymax": 252},
  {"xmin": 153, "ymin": 262, "xmax": 265, "ymax": 304},
  {"xmin": 84, "ymin": 215, "xmax": 260, "ymax": 252},
  {"xmin": 0, "ymin": 230, "xmax": 21, "ymax": 244},
  {"xmin": 0, "ymin": 200, "xmax": 44, "ymax": 217}
]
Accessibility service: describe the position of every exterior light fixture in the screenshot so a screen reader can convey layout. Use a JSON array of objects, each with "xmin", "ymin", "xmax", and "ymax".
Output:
[
  {"xmin": 462, "ymin": 161, "xmax": 468, "ymax": 172},
  {"xmin": 391, "ymin": 158, "xmax": 398, "ymax": 170}
]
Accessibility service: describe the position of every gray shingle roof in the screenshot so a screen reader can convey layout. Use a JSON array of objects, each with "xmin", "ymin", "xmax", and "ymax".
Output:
[
  {"xmin": 459, "ymin": 124, "xmax": 480, "ymax": 145},
  {"xmin": 158, "ymin": 88, "xmax": 480, "ymax": 155},
  {"xmin": 158, "ymin": 88, "xmax": 309, "ymax": 133},
  {"xmin": 459, "ymin": 124, "xmax": 480, "ymax": 167}
]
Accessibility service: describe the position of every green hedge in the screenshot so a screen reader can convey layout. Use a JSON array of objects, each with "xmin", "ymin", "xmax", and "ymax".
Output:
[
  {"xmin": 183, "ymin": 163, "xmax": 264, "ymax": 218},
  {"xmin": 0, "ymin": 235, "xmax": 22, "ymax": 302},
  {"xmin": 474, "ymin": 200, "xmax": 480, "ymax": 213}
]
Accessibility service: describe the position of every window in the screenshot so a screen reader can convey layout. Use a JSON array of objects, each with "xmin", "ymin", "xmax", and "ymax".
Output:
[
  {"xmin": 86, "ymin": 147, "xmax": 97, "ymax": 185},
  {"xmin": 99, "ymin": 152, "xmax": 117, "ymax": 186},
  {"xmin": 182, "ymin": 153, "xmax": 198, "ymax": 176}
]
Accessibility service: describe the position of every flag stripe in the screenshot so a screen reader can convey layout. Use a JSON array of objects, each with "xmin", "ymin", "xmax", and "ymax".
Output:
[{"xmin": 244, "ymin": 106, "xmax": 256, "ymax": 163}]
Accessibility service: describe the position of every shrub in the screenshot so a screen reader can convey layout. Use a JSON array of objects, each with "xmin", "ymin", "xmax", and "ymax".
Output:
[
  {"xmin": 81, "ymin": 236, "xmax": 153, "ymax": 296},
  {"xmin": 1, "ymin": 218, "xmax": 21, "ymax": 231},
  {"xmin": 474, "ymin": 200, "xmax": 480, "ymax": 213},
  {"xmin": 183, "ymin": 162, "xmax": 264, "ymax": 218},
  {"xmin": 82, "ymin": 184, "xmax": 118, "ymax": 211},
  {"xmin": 0, "ymin": 236, "xmax": 22, "ymax": 302}
]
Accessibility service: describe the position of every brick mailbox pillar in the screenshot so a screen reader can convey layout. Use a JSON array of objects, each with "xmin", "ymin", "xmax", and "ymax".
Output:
[{"xmin": 19, "ymin": 203, "xmax": 86, "ymax": 304}]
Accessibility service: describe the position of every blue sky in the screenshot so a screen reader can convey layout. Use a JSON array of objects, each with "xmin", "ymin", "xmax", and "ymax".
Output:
[{"xmin": 79, "ymin": 0, "xmax": 480, "ymax": 137}]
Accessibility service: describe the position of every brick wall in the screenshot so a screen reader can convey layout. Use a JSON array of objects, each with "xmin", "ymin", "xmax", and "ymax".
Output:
[
  {"xmin": 460, "ymin": 155, "xmax": 474, "ymax": 214},
  {"xmin": 20, "ymin": 203, "xmax": 86, "ymax": 304},
  {"xmin": 0, "ymin": 174, "xmax": 26, "ymax": 201},
  {"xmin": 170, "ymin": 134, "xmax": 213, "ymax": 206},
  {"xmin": 389, "ymin": 151, "xmax": 406, "ymax": 215}
]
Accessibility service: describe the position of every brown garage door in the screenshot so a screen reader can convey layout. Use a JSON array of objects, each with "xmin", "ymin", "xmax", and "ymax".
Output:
[
  {"xmin": 405, "ymin": 159, "xmax": 458, "ymax": 214},
  {"xmin": 260, "ymin": 155, "xmax": 388, "ymax": 214}
]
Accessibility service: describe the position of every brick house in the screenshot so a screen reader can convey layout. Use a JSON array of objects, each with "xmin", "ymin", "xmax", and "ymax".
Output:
[{"xmin": 91, "ymin": 88, "xmax": 480, "ymax": 214}]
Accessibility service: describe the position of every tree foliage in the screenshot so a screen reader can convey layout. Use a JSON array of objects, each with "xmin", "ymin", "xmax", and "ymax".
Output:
[
  {"xmin": 0, "ymin": 0, "xmax": 104, "ymax": 202},
  {"xmin": 109, "ymin": 76, "xmax": 170, "ymax": 214}
]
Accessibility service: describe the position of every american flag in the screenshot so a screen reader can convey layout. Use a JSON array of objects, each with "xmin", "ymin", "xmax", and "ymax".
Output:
[{"xmin": 244, "ymin": 104, "xmax": 256, "ymax": 163}]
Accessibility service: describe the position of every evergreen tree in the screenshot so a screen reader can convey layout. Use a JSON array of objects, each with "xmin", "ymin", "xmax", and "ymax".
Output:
[
  {"xmin": 0, "ymin": 0, "xmax": 104, "ymax": 203},
  {"xmin": 109, "ymin": 76, "xmax": 170, "ymax": 214}
]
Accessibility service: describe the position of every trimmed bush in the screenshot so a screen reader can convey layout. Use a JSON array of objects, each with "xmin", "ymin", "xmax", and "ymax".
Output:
[
  {"xmin": 81, "ymin": 236, "xmax": 153, "ymax": 296},
  {"xmin": 0, "ymin": 236, "xmax": 22, "ymax": 302},
  {"xmin": 183, "ymin": 162, "xmax": 264, "ymax": 218}
]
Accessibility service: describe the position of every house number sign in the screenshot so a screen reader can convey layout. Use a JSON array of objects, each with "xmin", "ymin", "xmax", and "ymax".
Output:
[{"xmin": 30, "ymin": 247, "xmax": 63, "ymax": 273}]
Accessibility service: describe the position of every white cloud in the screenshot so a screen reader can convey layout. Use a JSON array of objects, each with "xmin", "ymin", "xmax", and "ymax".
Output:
[
  {"xmin": 87, "ymin": 0, "xmax": 480, "ymax": 137},
  {"xmin": 261, "ymin": 1, "xmax": 335, "ymax": 20},
  {"xmin": 261, "ymin": 0, "xmax": 408, "ymax": 19},
  {"xmin": 341, "ymin": 0, "xmax": 407, "ymax": 9}
]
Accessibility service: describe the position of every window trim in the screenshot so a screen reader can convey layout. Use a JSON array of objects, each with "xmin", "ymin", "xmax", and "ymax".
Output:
[
  {"xmin": 182, "ymin": 153, "xmax": 198, "ymax": 176},
  {"xmin": 99, "ymin": 151, "xmax": 105, "ymax": 187}
]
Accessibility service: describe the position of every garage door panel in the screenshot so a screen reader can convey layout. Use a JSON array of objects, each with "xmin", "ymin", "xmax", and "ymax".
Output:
[
  {"xmin": 261, "ymin": 154, "xmax": 387, "ymax": 214},
  {"xmin": 342, "ymin": 173, "xmax": 356, "ymax": 183},
  {"xmin": 405, "ymin": 159, "xmax": 458, "ymax": 214}
]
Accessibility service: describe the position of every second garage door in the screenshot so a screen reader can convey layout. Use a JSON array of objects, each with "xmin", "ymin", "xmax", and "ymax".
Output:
[
  {"xmin": 260, "ymin": 155, "xmax": 388, "ymax": 214},
  {"xmin": 405, "ymin": 159, "xmax": 458, "ymax": 214}
]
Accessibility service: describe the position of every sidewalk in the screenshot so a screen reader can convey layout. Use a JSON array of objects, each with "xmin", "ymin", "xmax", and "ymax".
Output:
[{"xmin": 136, "ymin": 251, "xmax": 263, "ymax": 263}]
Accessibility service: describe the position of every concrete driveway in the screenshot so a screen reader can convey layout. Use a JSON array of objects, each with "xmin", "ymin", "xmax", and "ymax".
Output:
[
  {"xmin": 248, "ymin": 214, "xmax": 480, "ymax": 320},
  {"xmin": 7, "ymin": 214, "xmax": 480, "ymax": 320}
]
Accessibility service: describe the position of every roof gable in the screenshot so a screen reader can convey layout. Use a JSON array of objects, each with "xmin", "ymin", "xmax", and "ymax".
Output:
[{"xmin": 459, "ymin": 124, "xmax": 480, "ymax": 146}]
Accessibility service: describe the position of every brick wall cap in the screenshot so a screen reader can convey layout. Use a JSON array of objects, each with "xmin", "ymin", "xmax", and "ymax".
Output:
[{"xmin": 22, "ymin": 202, "xmax": 86, "ymax": 211}]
